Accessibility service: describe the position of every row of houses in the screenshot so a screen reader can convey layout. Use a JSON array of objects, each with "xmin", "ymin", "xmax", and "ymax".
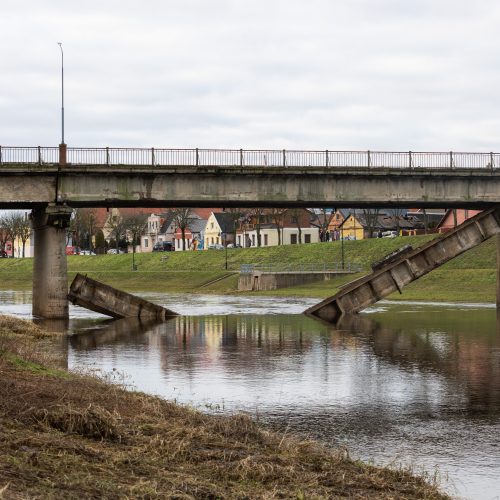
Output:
[
  {"xmin": 128, "ymin": 208, "xmax": 320, "ymax": 252},
  {"xmin": 99, "ymin": 207, "xmax": 478, "ymax": 252},
  {"xmin": 0, "ymin": 208, "xmax": 479, "ymax": 257}
]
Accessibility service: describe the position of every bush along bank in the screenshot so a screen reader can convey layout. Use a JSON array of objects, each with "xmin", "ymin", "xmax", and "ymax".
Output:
[{"xmin": 0, "ymin": 315, "xmax": 449, "ymax": 499}]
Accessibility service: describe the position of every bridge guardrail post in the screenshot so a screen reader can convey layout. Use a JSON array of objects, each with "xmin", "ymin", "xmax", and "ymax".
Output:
[
  {"xmin": 491, "ymin": 152, "xmax": 494, "ymax": 170},
  {"xmin": 326, "ymin": 149, "xmax": 329, "ymax": 167},
  {"xmin": 240, "ymin": 148, "xmax": 243, "ymax": 167},
  {"xmin": 450, "ymin": 151, "xmax": 453, "ymax": 170},
  {"xmin": 38, "ymin": 146, "xmax": 42, "ymax": 165},
  {"xmin": 283, "ymin": 149, "xmax": 286, "ymax": 167},
  {"xmin": 409, "ymin": 151, "xmax": 412, "ymax": 169},
  {"xmin": 106, "ymin": 147, "xmax": 110, "ymax": 166},
  {"xmin": 196, "ymin": 148, "xmax": 199, "ymax": 167},
  {"xmin": 0, "ymin": 146, "xmax": 2, "ymax": 165},
  {"xmin": 367, "ymin": 150, "xmax": 371, "ymax": 168},
  {"xmin": 151, "ymin": 147, "xmax": 155, "ymax": 167}
]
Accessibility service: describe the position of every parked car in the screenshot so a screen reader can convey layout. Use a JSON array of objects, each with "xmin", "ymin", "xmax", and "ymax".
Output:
[
  {"xmin": 107, "ymin": 249, "xmax": 126, "ymax": 254},
  {"xmin": 66, "ymin": 246, "xmax": 80, "ymax": 255},
  {"xmin": 152, "ymin": 241, "xmax": 174, "ymax": 252},
  {"xmin": 207, "ymin": 244, "xmax": 225, "ymax": 250},
  {"xmin": 0, "ymin": 250, "xmax": 9, "ymax": 258},
  {"xmin": 79, "ymin": 250, "xmax": 96, "ymax": 256},
  {"xmin": 226, "ymin": 243, "xmax": 242, "ymax": 249},
  {"xmin": 381, "ymin": 231, "xmax": 398, "ymax": 238}
]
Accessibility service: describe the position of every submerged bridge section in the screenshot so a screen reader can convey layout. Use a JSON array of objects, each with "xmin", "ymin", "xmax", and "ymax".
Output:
[
  {"xmin": 68, "ymin": 273, "xmax": 177, "ymax": 320},
  {"xmin": 2, "ymin": 146, "xmax": 500, "ymax": 208},
  {"xmin": 305, "ymin": 209, "xmax": 500, "ymax": 323}
]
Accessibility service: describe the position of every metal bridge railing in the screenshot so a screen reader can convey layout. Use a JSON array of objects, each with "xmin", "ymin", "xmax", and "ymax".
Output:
[
  {"xmin": 0, "ymin": 146, "xmax": 499, "ymax": 170},
  {"xmin": 0, "ymin": 146, "xmax": 59, "ymax": 164},
  {"xmin": 240, "ymin": 263, "xmax": 363, "ymax": 274}
]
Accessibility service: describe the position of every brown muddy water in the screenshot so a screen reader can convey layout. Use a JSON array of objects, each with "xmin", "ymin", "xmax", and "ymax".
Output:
[{"xmin": 1, "ymin": 290, "xmax": 499, "ymax": 499}]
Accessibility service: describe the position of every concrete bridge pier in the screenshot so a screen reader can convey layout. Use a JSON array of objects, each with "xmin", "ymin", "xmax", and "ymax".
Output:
[{"xmin": 31, "ymin": 205, "xmax": 73, "ymax": 319}]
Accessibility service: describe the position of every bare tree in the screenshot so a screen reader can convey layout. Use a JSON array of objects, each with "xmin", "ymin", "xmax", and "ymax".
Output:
[
  {"xmin": 124, "ymin": 214, "xmax": 147, "ymax": 254},
  {"xmin": 226, "ymin": 208, "xmax": 246, "ymax": 242},
  {"xmin": 11, "ymin": 212, "xmax": 31, "ymax": 257},
  {"xmin": 391, "ymin": 207, "xmax": 406, "ymax": 236},
  {"xmin": 288, "ymin": 208, "xmax": 304, "ymax": 244},
  {"xmin": 71, "ymin": 208, "xmax": 97, "ymax": 250},
  {"xmin": 362, "ymin": 209, "xmax": 380, "ymax": 238},
  {"xmin": 104, "ymin": 213, "xmax": 128, "ymax": 252},
  {"xmin": 170, "ymin": 208, "xmax": 196, "ymax": 250},
  {"xmin": 248, "ymin": 208, "xmax": 264, "ymax": 247},
  {"xmin": 271, "ymin": 208, "xmax": 287, "ymax": 245},
  {"xmin": 318, "ymin": 208, "xmax": 333, "ymax": 237}
]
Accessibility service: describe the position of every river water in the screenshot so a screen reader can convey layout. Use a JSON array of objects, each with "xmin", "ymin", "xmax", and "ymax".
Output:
[{"xmin": 1, "ymin": 290, "xmax": 499, "ymax": 499}]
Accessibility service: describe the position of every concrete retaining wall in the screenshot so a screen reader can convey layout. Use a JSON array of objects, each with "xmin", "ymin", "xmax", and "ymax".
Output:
[{"xmin": 238, "ymin": 271, "xmax": 345, "ymax": 291}]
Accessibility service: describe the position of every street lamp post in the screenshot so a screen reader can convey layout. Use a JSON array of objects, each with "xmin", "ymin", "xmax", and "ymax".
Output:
[
  {"xmin": 341, "ymin": 226, "xmax": 345, "ymax": 270},
  {"xmin": 221, "ymin": 232, "xmax": 228, "ymax": 270},
  {"xmin": 57, "ymin": 42, "xmax": 65, "ymax": 145}
]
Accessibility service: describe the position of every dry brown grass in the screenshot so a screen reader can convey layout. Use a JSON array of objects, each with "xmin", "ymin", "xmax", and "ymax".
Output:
[{"xmin": 0, "ymin": 315, "xmax": 450, "ymax": 499}]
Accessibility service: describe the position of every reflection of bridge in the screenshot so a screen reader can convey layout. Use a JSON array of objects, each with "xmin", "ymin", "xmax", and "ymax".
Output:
[{"xmin": 2, "ymin": 144, "xmax": 500, "ymax": 319}]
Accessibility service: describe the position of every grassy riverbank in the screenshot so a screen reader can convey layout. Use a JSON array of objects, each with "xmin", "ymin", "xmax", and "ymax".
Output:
[
  {"xmin": 0, "ymin": 234, "xmax": 496, "ymax": 302},
  {"xmin": 0, "ymin": 315, "xmax": 448, "ymax": 498}
]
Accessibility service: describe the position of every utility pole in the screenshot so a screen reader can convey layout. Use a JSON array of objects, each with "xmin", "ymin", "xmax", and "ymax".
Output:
[{"xmin": 57, "ymin": 42, "xmax": 65, "ymax": 144}]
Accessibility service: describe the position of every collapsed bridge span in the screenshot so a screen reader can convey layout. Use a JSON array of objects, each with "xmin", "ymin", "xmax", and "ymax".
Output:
[{"xmin": 305, "ymin": 208, "xmax": 500, "ymax": 323}]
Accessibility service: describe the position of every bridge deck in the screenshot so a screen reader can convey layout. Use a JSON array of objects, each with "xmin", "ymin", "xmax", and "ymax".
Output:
[{"xmin": 2, "ymin": 147, "xmax": 500, "ymax": 208}]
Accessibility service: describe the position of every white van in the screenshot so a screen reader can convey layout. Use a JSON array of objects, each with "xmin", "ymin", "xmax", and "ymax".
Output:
[{"xmin": 381, "ymin": 231, "xmax": 398, "ymax": 238}]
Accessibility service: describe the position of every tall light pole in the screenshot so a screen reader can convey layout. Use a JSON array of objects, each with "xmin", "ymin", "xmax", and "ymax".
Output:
[{"xmin": 57, "ymin": 42, "xmax": 65, "ymax": 145}]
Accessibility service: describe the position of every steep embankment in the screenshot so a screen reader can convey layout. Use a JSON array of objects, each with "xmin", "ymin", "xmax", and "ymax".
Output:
[
  {"xmin": 0, "ymin": 315, "xmax": 449, "ymax": 498},
  {"xmin": 0, "ymin": 234, "xmax": 496, "ymax": 302}
]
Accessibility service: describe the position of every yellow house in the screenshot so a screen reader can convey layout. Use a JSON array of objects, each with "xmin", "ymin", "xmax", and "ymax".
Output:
[
  {"xmin": 203, "ymin": 212, "xmax": 235, "ymax": 248},
  {"xmin": 339, "ymin": 213, "xmax": 365, "ymax": 240}
]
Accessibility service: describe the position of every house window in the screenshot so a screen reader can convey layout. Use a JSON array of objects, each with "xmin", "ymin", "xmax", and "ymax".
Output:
[
  {"xmin": 291, "ymin": 216, "xmax": 298, "ymax": 224},
  {"xmin": 305, "ymin": 234, "xmax": 311, "ymax": 243},
  {"xmin": 264, "ymin": 234, "xmax": 268, "ymax": 246},
  {"xmin": 290, "ymin": 234, "xmax": 297, "ymax": 244},
  {"xmin": 211, "ymin": 222, "xmax": 214, "ymax": 229},
  {"xmin": 237, "ymin": 235, "xmax": 241, "ymax": 245},
  {"xmin": 144, "ymin": 238, "xmax": 148, "ymax": 248},
  {"xmin": 251, "ymin": 234, "xmax": 256, "ymax": 246},
  {"xmin": 211, "ymin": 237, "xmax": 214, "ymax": 245}
]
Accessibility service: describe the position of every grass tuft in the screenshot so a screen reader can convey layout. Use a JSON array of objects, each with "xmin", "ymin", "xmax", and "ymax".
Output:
[{"xmin": 34, "ymin": 403, "xmax": 123, "ymax": 441}]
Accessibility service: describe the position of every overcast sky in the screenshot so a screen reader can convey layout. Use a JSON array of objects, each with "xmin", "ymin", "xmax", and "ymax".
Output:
[{"xmin": 1, "ymin": 0, "xmax": 500, "ymax": 151}]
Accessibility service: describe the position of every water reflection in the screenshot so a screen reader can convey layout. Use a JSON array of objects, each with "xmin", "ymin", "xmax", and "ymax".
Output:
[{"xmin": 69, "ymin": 317, "xmax": 166, "ymax": 350}]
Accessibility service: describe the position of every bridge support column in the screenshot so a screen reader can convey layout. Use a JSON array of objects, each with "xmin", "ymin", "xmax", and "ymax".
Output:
[
  {"xmin": 32, "ymin": 205, "xmax": 73, "ymax": 319},
  {"xmin": 497, "ymin": 234, "xmax": 500, "ymax": 309}
]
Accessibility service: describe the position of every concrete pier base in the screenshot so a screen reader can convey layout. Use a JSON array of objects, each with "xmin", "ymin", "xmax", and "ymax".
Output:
[{"xmin": 32, "ymin": 205, "xmax": 73, "ymax": 319}]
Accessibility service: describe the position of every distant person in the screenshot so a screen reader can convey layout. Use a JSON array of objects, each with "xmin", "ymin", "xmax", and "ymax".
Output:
[{"xmin": 325, "ymin": 230, "xmax": 330, "ymax": 242}]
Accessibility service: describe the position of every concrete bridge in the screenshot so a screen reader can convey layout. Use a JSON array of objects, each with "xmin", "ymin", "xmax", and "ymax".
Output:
[
  {"xmin": 2, "ymin": 144, "xmax": 500, "ymax": 320},
  {"xmin": 2, "ymin": 146, "xmax": 500, "ymax": 209}
]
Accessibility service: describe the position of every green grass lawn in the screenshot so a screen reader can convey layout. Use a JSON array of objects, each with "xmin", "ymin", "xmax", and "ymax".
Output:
[{"xmin": 0, "ymin": 234, "xmax": 497, "ymax": 302}]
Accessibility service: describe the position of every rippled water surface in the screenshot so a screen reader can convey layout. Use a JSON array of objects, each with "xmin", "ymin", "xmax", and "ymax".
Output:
[{"xmin": 1, "ymin": 290, "xmax": 499, "ymax": 499}]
